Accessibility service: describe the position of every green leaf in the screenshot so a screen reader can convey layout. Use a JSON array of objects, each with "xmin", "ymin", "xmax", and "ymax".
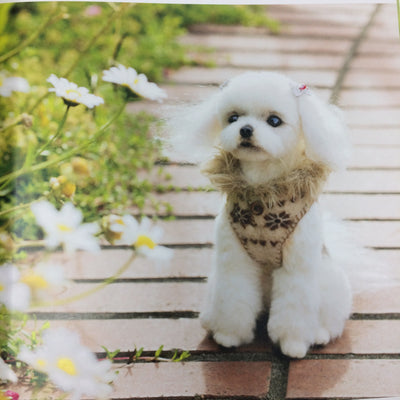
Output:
[
  {"xmin": 136, "ymin": 347, "xmax": 144, "ymax": 358},
  {"xmin": 154, "ymin": 345, "xmax": 164, "ymax": 359},
  {"xmin": 101, "ymin": 345, "xmax": 120, "ymax": 361}
]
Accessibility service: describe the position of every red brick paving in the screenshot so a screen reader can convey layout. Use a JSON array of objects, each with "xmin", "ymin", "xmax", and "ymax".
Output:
[
  {"xmin": 13, "ymin": 3, "xmax": 400, "ymax": 399},
  {"xmin": 112, "ymin": 361, "xmax": 272, "ymax": 399},
  {"xmin": 287, "ymin": 360, "xmax": 400, "ymax": 398}
]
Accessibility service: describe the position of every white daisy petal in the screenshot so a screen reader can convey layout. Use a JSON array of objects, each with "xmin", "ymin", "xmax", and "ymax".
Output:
[
  {"xmin": 0, "ymin": 264, "xmax": 31, "ymax": 311},
  {"xmin": 18, "ymin": 328, "xmax": 114, "ymax": 399},
  {"xmin": 0, "ymin": 72, "xmax": 30, "ymax": 97},
  {"xmin": 0, "ymin": 358, "xmax": 18, "ymax": 383},
  {"xmin": 47, "ymin": 74, "xmax": 104, "ymax": 108},
  {"xmin": 31, "ymin": 201, "xmax": 100, "ymax": 253},
  {"xmin": 102, "ymin": 64, "xmax": 167, "ymax": 102}
]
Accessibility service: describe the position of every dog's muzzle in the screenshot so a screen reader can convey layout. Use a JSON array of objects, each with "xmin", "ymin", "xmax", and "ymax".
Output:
[{"xmin": 239, "ymin": 125, "xmax": 255, "ymax": 148}]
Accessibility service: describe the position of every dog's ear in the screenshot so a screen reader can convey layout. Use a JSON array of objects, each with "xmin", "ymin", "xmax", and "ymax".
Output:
[
  {"xmin": 164, "ymin": 91, "xmax": 223, "ymax": 163},
  {"xmin": 294, "ymin": 85, "xmax": 351, "ymax": 171}
]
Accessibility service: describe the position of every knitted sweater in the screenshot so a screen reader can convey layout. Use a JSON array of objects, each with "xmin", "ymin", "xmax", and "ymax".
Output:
[{"xmin": 202, "ymin": 151, "xmax": 330, "ymax": 268}]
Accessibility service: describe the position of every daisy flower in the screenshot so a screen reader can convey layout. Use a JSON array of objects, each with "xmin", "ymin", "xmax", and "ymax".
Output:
[
  {"xmin": 0, "ymin": 264, "xmax": 31, "ymax": 312},
  {"xmin": 0, "ymin": 72, "xmax": 29, "ymax": 97},
  {"xmin": 20, "ymin": 263, "xmax": 69, "ymax": 301},
  {"xmin": 103, "ymin": 214, "xmax": 139, "ymax": 245},
  {"xmin": 104, "ymin": 214, "xmax": 173, "ymax": 266},
  {"xmin": 102, "ymin": 64, "xmax": 167, "ymax": 102},
  {"xmin": 31, "ymin": 201, "xmax": 100, "ymax": 253},
  {"xmin": 18, "ymin": 328, "xmax": 114, "ymax": 400},
  {"xmin": 0, "ymin": 358, "xmax": 17, "ymax": 383},
  {"xmin": 47, "ymin": 74, "xmax": 104, "ymax": 108}
]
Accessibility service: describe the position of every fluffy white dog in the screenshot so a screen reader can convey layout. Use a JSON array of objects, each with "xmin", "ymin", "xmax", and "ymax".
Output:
[{"xmin": 167, "ymin": 71, "xmax": 353, "ymax": 358}]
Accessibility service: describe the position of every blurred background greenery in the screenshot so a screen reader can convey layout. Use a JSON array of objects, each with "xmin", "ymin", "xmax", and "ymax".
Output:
[{"xmin": 0, "ymin": 2, "xmax": 279, "ymax": 240}]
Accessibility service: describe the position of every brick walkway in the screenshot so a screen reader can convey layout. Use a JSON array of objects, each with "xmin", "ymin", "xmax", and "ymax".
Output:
[{"xmin": 13, "ymin": 4, "xmax": 400, "ymax": 399}]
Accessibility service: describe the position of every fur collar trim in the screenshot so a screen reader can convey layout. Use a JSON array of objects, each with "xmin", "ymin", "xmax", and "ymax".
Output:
[{"xmin": 202, "ymin": 150, "xmax": 330, "ymax": 207}]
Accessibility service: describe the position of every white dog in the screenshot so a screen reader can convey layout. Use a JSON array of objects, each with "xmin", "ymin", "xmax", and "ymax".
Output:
[{"xmin": 167, "ymin": 71, "xmax": 353, "ymax": 358}]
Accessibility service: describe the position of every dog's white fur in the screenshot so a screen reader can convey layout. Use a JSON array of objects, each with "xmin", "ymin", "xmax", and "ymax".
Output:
[{"xmin": 167, "ymin": 71, "xmax": 353, "ymax": 358}]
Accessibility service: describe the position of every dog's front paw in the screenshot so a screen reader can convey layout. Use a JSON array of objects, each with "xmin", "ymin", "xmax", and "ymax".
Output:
[
  {"xmin": 314, "ymin": 327, "xmax": 331, "ymax": 346},
  {"xmin": 267, "ymin": 317, "xmax": 310, "ymax": 358},
  {"xmin": 213, "ymin": 331, "xmax": 253, "ymax": 348},
  {"xmin": 280, "ymin": 338, "xmax": 308, "ymax": 359}
]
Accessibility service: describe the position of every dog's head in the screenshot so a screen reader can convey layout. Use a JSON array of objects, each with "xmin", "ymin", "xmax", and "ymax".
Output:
[{"xmin": 167, "ymin": 71, "xmax": 350, "ymax": 171}]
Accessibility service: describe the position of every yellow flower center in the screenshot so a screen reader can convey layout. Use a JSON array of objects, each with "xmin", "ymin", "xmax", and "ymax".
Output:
[
  {"xmin": 0, "ymin": 283, "xmax": 4, "ymax": 292},
  {"xmin": 21, "ymin": 273, "xmax": 48, "ymax": 289},
  {"xmin": 57, "ymin": 224, "xmax": 73, "ymax": 232},
  {"xmin": 61, "ymin": 182, "xmax": 76, "ymax": 198},
  {"xmin": 37, "ymin": 358, "xmax": 47, "ymax": 369},
  {"xmin": 71, "ymin": 157, "xmax": 90, "ymax": 175},
  {"xmin": 135, "ymin": 235, "xmax": 156, "ymax": 249},
  {"xmin": 65, "ymin": 89, "xmax": 81, "ymax": 97},
  {"xmin": 57, "ymin": 357, "xmax": 77, "ymax": 376}
]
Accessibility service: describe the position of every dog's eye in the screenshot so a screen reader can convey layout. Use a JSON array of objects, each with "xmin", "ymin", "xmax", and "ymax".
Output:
[
  {"xmin": 228, "ymin": 113, "xmax": 239, "ymax": 123},
  {"xmin": 267, "ymin": 115, "xmax": 282, "ymax": 127}
]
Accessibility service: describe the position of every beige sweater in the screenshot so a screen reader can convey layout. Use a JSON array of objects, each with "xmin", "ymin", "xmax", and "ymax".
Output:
[{"xmin": 202, "ymin": 151, "xmax": 330, "ymax": 268}]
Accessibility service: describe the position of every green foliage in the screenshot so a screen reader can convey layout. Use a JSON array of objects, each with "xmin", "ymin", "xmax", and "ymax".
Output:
[
  {"xmin": 1, "ymin": 2, "xmax": 278, "ymax": 239},
  {"xmin": 101, "ymin": 346, "xmax": 121, "ymax": 361},
  {"xmin": 171, "ymin": 349, "xmax": 191, "ymax": 362}
]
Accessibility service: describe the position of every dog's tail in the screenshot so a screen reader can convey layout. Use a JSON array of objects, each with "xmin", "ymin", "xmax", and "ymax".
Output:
[{"xmin": 322, "ymin": 212, "xmax": 398, "ymax": 294}]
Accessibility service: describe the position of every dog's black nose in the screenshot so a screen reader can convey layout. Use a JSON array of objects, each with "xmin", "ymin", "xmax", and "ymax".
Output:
[{"xmin": 240, "ymin": 125, "xmax": 253, "ymax": 139}]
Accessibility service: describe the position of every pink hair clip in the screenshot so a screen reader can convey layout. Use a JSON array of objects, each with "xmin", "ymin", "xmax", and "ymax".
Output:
[{"xmin": 292, "ymin": 83, "xmax": 311, "ymax": 97}]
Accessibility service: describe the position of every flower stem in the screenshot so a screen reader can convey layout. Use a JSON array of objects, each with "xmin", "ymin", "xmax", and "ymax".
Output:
[
  {"xmin": 62, "ymin": 4, "xmax": 130, "ymax": 78},
  {"xmin": 0, "ymin": 5, "xmax": 63, "ymax": 64},
  {"xmin": 36, "ymin": 105, "xmax": 70, "ymax": 157},
  {"xmin": 0, "ymin": 4, "xmax": 129, "ymax": 133},
  {"xmin": 397, "ymin": 0, "xmax": 400, "ymax": 38},
  {"xmin": 15, "ymin": 240, "xmax": 46, "ymax": 249},
  {"xmin": 0, "ymin": 197, "xmax": 46, "ymax": 219},
  {"xmin": 0, "ymin": 103, "xmax": 126, "ymax": 185},
  {"xmin": 34, "ymin": 250, "xmax": 137, "ymax": 307}
]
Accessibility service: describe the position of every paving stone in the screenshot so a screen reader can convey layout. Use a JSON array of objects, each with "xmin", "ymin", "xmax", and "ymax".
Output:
[
  {"xmin": 145, "ymin": 191, "xmax": 400, "ymax": 220},
  {"xmin": 157, "ymin": 219, "xmax": 400, "ymax": 249},
  {"xmin": 26, "ymin": 318, "xmax": 272, "ymax": 354},
  {"xmin": 344, "ymin": 70, "xmax": 400, "ymax": 89},
  {"xmin": 312, "ymin": 320, "xmax": 400, "ymax": 355},
  {"xmin": 354, "ymin": 286, "xmax": 400, "ymax": 314},
  {"xmin": 30, "ymin": 282, "xmax": 206, "ymax": 314},
  {"xmin": 189, "ymin": 23, "xmax": 360, "ymax": 40},
  {"xmin": 368, "ymin": 23, "xmax": 399, "ymax": 41},
  {"xmin": 180, "ymin": 34, "xmax": 352, "ymax": 54},
  {"xmin": 28, "ymin": 275, "xmax": 400, "ymax": 316},
  {"xmin": 214, "ymin": 51, "xmax": 344, "ymax": 70},
  {"xmin": 112, "ymin": 361, "xmax": 272, "ymax": 399},
  {"xmin": 326, "ymin": 170, "xmax": 400, "ymax": 193},
  {"xmin": 350, "ymin": 128, "xmax": 400, "ymax": 145},
  {"xmin": 267, "ymin": 6, "xmax": 371, "ymax": 27},
  {"xmin": 352, "ymin": 55, "xmax": 400, "ymax": 71},
  {"xmin": 287, "ymin": 359, "xmax": 400, "ymax": 398},
  {"xmin": 169, "ymin": 66, "xmax": 337, "ymax": 87},
  {"xmin": 162, "ymin": 166, "xmax": 400, "ymax": 193},
  {"xmin": 358, "ymin": 40, "xmax": 400, "ymax": 55},
  {"xmin": 318, "ymin": 194, "xmax": 400, "ymax": 220},
  {"xmin": 344, "ymin": 108, "xmax": 400, "ymax": 127},
  {"xmin": 46, "ymin": 247, "xmax": 213, "ymax": 279},
  {"xmin": 340, "ymin": 89, "xmax": 400, "ymax": 107},
  {"xmin": 41, "ymin": 246, "xmax": 400, "ymax": 283},
  {"xmin": 350, "ymin": 146, "xmax": 400, "ymax": 168}
]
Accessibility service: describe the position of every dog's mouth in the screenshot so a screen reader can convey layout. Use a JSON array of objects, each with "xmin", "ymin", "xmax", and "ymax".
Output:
[{"xmin": 239, "ymin": 141, "xmax": 260, "ymax": 151}]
